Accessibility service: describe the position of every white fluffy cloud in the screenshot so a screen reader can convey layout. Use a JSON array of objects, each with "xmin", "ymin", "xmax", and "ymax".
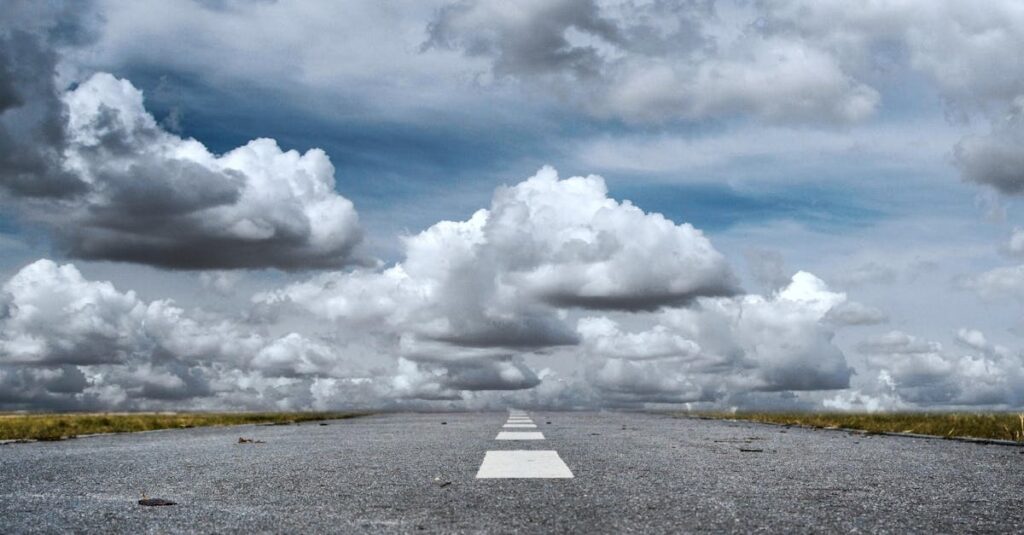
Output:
[
  {"xmin": 260, "ymin": 166, "xmax": 737, "ymax": 352},
  {"xmin": 47, "ymin": 73, "xmax": 363, "ymax": 269},
  {"xmin": 0, "ymin": 159, "xmax": 751, "ymax": 409},
  {"xmin": 249, "ymin": 166, "xmax": 745, "ymax": 402},
  {"xmin": 854, "ymin": 328, "xmax": 1024, "ymax": 407},
  {"xmin": 0, "ymin": 259, "xmax": 391, "ymax": 409},
  {"xmin": 0, "ymin": 20, "xmax": 363, "ymax": 270},
  {"xmin": 261, "ymin": 210, "xmax": 853, "ymax": 406},
  {"xmin": 581, "ymin": 272, "xmax": 851, "ymax": 404}
]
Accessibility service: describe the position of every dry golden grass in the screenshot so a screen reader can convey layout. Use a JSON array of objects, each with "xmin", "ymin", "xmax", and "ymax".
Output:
[
  {"xmin": 684, "ymin": 412, "xmax": 1024, "ymax": 442},
  {"xmin": 0, "ymin": 412, "xmax": 365, "ymax": 441}
]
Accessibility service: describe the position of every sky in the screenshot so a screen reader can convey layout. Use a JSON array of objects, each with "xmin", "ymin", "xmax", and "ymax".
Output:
[{"xmin": 1, "ymin": 0, "xmax": 1024, "ymax": 412}]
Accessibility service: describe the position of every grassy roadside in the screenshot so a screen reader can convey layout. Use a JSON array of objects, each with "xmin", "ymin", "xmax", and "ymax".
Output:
[
  {"xmin": 0, "ymin": 412, "xmax": 366, "ymax": 441},
  {"xmin": 681, "ymin": 412, "xmax": 1024, "ymax": 443}
]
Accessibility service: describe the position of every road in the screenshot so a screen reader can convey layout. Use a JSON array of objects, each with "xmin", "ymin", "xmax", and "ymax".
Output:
[{"xmin": 1, "ymin": 411, "xmax": 1021, "ymax": 533}]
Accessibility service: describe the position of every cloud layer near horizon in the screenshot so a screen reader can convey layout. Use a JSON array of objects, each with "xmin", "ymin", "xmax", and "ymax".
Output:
[
  {"xmin": 0, "ymin": 168, "xmax": 860, "ymax": 410},
  {"xmin": 7, "ymin": 164, "xmax": 1013, "ymax": 412}
]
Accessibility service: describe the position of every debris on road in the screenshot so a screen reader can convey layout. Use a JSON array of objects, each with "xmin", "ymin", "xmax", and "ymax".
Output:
[
  {"xmin": 138, "ymin": 498, "xmax": 176, "ymax": 506},
  {"xmin": 738, "ymin": 448, "xmax": 764, "ymax": 453},
  {"xmin": 433, "ymin": 476, "xmax": 451, "ymax": 488},
  {"xmin": 237, "ymin": 437, "xmax": 265, "ymax": 444}
]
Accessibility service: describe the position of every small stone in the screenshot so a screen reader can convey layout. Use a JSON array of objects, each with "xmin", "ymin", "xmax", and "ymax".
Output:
[{"xmin": 138, "ymin": 498, "xmax": 176, "ymax": 506}]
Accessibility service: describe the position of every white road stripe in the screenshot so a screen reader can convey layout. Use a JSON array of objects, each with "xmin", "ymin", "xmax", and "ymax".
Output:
[
  {"xmin": 503, "ymin": 423, "xmax": 537, "ymax": 428},
  {"xmin": 495, "ymin": 431, "xmax": 545, "ymax": 440},
  {"xmin": 506, "ymin": 419, "xmax": 533, "ymax": 423},
  {"xmin": 476, "ymin": 450, "xmax": 574, "ymax": 479}
]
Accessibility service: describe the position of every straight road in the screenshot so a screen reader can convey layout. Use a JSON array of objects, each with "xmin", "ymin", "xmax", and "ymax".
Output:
[{"xmin": 1, "ymin": 411, "xmax": 1021, "ymax": 533}]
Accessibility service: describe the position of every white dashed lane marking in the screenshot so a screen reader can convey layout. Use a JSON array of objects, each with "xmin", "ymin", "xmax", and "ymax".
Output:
[
  {"xmin": 476, "ymin": 450, "xmax": 574, "ymax": 479},
  {"xmin": 495, "ymin": 431, "xmax": 545, "ymax": 440},
  {"xmin": 503, "ymin": 423, "xmax": 537, "ymax": 428}
]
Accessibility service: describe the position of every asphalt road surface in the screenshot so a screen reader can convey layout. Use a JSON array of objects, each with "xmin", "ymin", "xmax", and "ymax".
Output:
[{"xmin": 1, "ymin": 411, "xmax": 1022, "ymax": 533}]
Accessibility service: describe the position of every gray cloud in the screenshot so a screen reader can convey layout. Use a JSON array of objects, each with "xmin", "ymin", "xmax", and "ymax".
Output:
[
  {"xmin": 426, "ymin": 0, "xmax": 622, "ymax": 79},
  {"xmin": 955, "ymin": 99, "xmax": 1024, "ymax": 195},
  {"xmin": 824, "ymin": 301, "xmax": 889, "ymax": 326},
  {"xmin": 0, "ymin": 5, "xmax": 364, "ymax": 270},
  {"xmin": 259, "ymin": 167, "xmax": 739, "ymax": 363},
  {"xmin": 0, "ymin": 2, "xmax": 97, "ymax": 198},
  {"xmin": 852, "ymin": 328, "xmax": 1024, "ymax": 407},
  {"xmin": 54, "ymin": 74, "xmax": 364, "ymax": 270},
  {"xmin": 0, "ymin": 259, "xmax": 385, "ymax": 410},
  {"xmin": 425, "ymin": 0, "xmax": 878, "ymax": 124}
]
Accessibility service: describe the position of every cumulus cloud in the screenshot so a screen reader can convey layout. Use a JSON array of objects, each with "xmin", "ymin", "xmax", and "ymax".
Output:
[
  {"xmin": 0, "ymin": 169, "xmax": 739, "ymax": 409},
  {"xmin": 576, "ymin": 271, "xmax": 852, "ymax": 404},
  {"xmin": 0, "ymin": 8, "xmax": 363, "ymax": 270},
  {"xmin": 54, "ymin": 74, "xmax": 362, "ymax": 269},
  {"xmin": 855, "ymin": 328, "xmax": 1024, "ymax": 407},
  {"xmin": 259, "ymin": 166, "xmax": 738, "ymax": 353},
  {"xmin": 0, "ymin": 259, "xmax": 390, "ymax": 410},
  {"xmin": 247, "ymin": 171, "xmax": 869, "ymax": 407}
]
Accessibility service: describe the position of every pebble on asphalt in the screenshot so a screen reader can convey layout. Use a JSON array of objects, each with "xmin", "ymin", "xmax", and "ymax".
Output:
[{"xmin": 138, "ymin": 498, "xmax": 176, "ymax": 506}]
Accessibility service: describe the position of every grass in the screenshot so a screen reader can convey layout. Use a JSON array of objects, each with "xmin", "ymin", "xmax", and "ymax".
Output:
[
  {"xmin": 0, "ymin": 412, "xmax": 365, "ymax": 441},
  {"xmin": 683, "ymin": 412, "xmax": 1024, "ymax": 443}
]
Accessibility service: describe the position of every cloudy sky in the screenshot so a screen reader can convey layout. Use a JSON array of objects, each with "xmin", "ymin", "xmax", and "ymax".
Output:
[{"xmin": 2, "ymin": 0, "xmax": 1023, "ymax": 412}]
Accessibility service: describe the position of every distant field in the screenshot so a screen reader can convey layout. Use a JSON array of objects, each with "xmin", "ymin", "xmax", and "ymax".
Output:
[
  {"xmin": 0, "ymin": 412, "xmax": 365, "ymax": 441},
  {"xmin": 683, "ymin": 412, "xmax": 1024, "ymax": 442}
]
